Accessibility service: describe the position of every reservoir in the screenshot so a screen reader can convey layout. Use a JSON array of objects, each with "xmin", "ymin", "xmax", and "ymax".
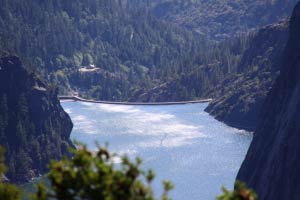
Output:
[{"xmin": 62, "ymin": 102, "xmax": 252, "ymax": 200}]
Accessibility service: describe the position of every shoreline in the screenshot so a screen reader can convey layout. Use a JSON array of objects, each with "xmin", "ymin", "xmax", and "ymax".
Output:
[{"xmin": 59, "ymin": 96, "xmax": 212, "ymax": 106}]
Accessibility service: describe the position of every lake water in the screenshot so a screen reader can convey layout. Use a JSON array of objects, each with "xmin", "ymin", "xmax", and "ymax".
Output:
[{"xmin": 62, "ymin": 102, "xmax": 252, "ymax": 200}]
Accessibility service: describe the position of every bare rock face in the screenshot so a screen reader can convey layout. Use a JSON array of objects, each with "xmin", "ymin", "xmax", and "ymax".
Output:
[
  {"xmin": 205, "ymin": 21, "xmax": 289, "ymax": 131},
  {"xmin": 0, "ymin": 55, "xmax": 74, "ymax": 183},
  {"xmin": 237, "ymin": 2, "xmax": 300, "ymax": 199}
]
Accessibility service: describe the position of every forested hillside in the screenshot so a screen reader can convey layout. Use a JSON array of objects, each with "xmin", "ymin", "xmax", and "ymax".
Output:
[
  {"xmin": 144, "ymin": 0, "xmax": 298, "ymax": 40},
  {"xmin": 0, "ymin": 0, "xmax": 275, "ymax": 102},
  {"xmin": 131, "ymin": 36, "xmax": 250, "ymax": 101},
  {"xmin": 0, "ymin": 55, "xmax": 73, "ymax": 183},
  {"xmin": 0, "ymin": 0, "xmax": 210, "ymax": 101}
]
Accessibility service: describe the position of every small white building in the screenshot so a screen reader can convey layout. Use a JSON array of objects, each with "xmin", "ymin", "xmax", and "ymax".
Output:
[
  {"xmin": 79, "ymin": 64, "xmax": 99, "ymax": 72},
  {"xmin": 86, "ymin": 64, "xmax": 96, "ymax": 69}
]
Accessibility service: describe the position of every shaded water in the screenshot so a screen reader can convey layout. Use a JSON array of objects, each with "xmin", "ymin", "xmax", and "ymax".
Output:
[{"xmin": 61, "ymin": 102, "xmax": 252, "ymax": 200}]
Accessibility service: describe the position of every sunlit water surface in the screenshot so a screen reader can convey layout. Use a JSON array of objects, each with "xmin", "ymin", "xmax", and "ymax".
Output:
[{"xmin": 61, "ymin": 102, "xmax": 252, "ymax": 200}]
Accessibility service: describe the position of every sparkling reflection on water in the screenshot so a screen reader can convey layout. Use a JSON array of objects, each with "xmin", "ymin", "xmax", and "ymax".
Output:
[{"xmin": 62, "ymin": 102, "xmax": 252, "ymax": 200}]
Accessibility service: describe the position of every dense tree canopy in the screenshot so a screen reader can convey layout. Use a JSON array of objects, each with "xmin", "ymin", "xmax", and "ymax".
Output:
[
  {"xmin": 0, "ymin": 0, "xmax": 252, "ymax": 102},
  {"xmin": 137, "ymin": 0, "xmax": 297, "ymax": 40}
]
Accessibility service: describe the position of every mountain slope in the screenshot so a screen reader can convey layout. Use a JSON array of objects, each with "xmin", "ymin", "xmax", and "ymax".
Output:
[
  {"xmin": 149, "ymin": 0, "xmax": 297, "ymax": 40},
  {"xmin": 205, "ymin": 21, "xmax": 289, "ymax": 131},
  {"xmin": 237, "ymin": 2, "xmax": 300, "ymax": 199},
  {"xmin": 0, "ymin": 55, "xmax": 73, "ymax": 183},
  {"xmin": 2, "ymin": 0, "xmax": 294, "ymax": 103},
  {"xmin": 130, "ymin": 34, "xmax": 251, "ymax": 102},
  {"xmin": 0, "ymin": 0, "xmax": 208, "ymax": 101}
]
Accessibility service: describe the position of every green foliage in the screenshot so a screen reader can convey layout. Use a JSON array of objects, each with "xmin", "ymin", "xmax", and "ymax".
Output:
[
  {"xmin": 0, "ymin": 0, "xmax": 297, "ymax": 103},
  {"xmin": 32, "ymin": 144, "xmax": 174, "ymax": 200},
  {"xmin": 145, "ymin": 0, "xmax": 297, "ymax": 40},
  {"xmin": 0, "ymin": 146, "xmax": 259, "ymax": 200},
  {"xmin": 0, "ymin": 0, "xmax": 206, "ymax": 100},
  {"xmin": 0, "ymin": 147, "xmax": 22, "ymax": 200},
  {"xmin": 217, "ymin": 181, "xmax": 257, "ymax": 200},
  {"xmin": 0, "ymin": 0, "xmax": 251, "ymax": 102},
  {"xmin": 0, "ymin": 183, "xmax": 22, "ymax": 200},
  {"xmin": 0, "ymin": 147, "xmax": 6, "ymax": 175}
]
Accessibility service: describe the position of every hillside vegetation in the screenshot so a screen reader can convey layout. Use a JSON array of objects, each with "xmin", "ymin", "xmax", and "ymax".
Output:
[
  {"xmin": 1, "ymin": 0, "xmax": 296, "ymax": 103},
  {"xmin": 148, "ymin": 0, "xmax": 297, "ymax": 40},
  {"xmin": 0, "ymin": 0, "xmax": 274, "ymax": 102},
  {"xmin": 0, "ymin": 0, "xmax": 208, "ymax": 101}
]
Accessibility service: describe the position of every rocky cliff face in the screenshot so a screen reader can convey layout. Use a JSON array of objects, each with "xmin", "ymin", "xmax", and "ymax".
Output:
[
  {"xmin": 237, "ymin": 2, "xmax": 300, "ymax": 199},
  {"xmin": 0, "ymin": 55, "xmax": 73, "ymax": 183},
  {"xmin": 205, "ymin": 21, "xmax": 289, "ymax": 131}
]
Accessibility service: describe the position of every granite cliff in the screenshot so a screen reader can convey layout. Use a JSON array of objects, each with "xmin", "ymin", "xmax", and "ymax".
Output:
[
  {"xmin": 237, "ymin": 2, "xmax": 300, "ymax": 199},
  {"xmin": 205, "ymin": 21, "xmax": 289, "ymax": 131},
  {"xmin": 0, "ymin": 55, "xmax": 73, "ymax": 183}
]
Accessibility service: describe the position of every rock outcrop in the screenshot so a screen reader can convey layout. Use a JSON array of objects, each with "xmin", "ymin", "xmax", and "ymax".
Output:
[
  {"xmin": 237, "ymin": 2, "xmax": 300, "ymax": 199},
  {"xmin": 0, "ymin": 55, "xmax": 74, "ymax": 183},
  {"xmin": 205, "ymin": 21, "xmax": 289, "ymax": 131}
]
